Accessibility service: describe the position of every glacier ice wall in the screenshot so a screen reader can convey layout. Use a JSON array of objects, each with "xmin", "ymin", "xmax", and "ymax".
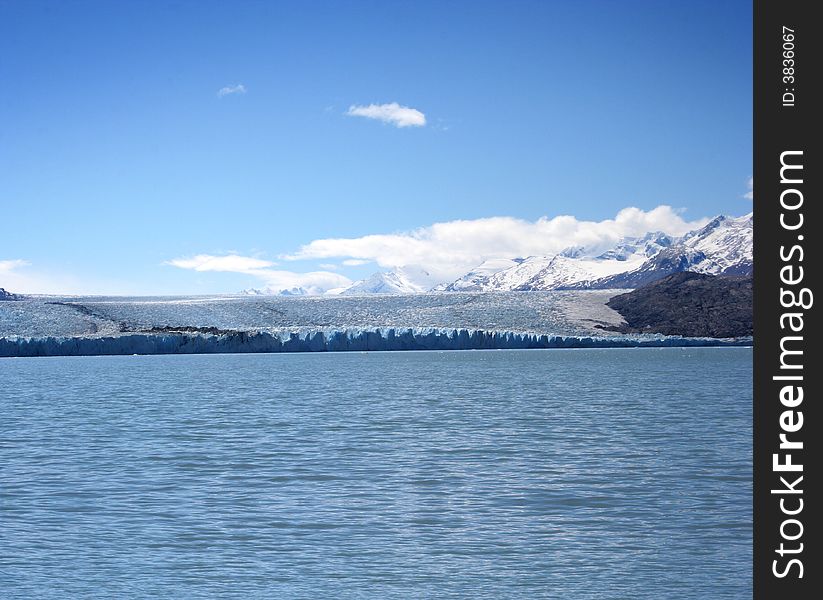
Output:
[{"xmin": 0, "ymin": 328, "xmax": 751, "ymax": 357}]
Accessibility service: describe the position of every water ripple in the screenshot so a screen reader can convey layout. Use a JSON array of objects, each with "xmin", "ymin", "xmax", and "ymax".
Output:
[{"xmin": 0, "ymin": 348, "xmax": 752, "ymax": 599}]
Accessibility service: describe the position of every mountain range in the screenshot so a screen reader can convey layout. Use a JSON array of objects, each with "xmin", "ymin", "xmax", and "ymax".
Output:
[{"xmin": 244, "ymin": 213, "xmax": 752, "ymax": 295}]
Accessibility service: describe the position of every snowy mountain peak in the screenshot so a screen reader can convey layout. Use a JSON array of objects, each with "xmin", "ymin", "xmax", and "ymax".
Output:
[
  {"xmin": 241, "ymin": 286, "xmax": 314, "ymax": 296},
  {"xmin": 341, "ymin": 267, "xmax": 430, "ymax": 295},
  {"xmin": 436, "ymin": 213, "xmax": 752, "ymax": 293},
  {"xmin": 241, "ymin": 212, "xmax": 752, "ymax": 296},
  {"xmin": 437, "ymin": 257, "xmax": 530, "ymax": 292},
  {"xmin": 578, "ymin": 212, "xmax": 753, "ymax": 289},
  {"xmin": 595, "ymin": 231, "xmax": 673, "ymax": 261},
  {"xmin": 558, "ymin": 246, "xmax": 587, "ymax": 259}
]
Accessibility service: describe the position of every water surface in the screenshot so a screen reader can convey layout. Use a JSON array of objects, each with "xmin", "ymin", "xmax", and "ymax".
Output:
[{"xmin": 1, "ymin": 348, "xmax": 752, "ymax": 598}]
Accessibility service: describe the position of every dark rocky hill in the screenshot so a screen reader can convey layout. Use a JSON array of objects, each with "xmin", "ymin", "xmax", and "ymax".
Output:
[
  {"xmin": 0, "ymin": 287, "xmax": 22, "ymax": 301},
  {"xmin": 602, "ymin": 272, "xmax": 752, "ymax": 338}
]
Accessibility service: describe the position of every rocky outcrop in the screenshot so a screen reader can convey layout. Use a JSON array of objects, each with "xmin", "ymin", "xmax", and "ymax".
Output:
[
  {"xmin": 0, "ymin": 288, "xmax": 22, "ymax": 301},
  {"xmin": 603, "ymin": 272, "xmax": 752, "ymax": 337}
]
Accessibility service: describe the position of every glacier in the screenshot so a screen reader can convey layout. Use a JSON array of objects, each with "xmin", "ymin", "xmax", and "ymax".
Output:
[
  {"xmin": 0, "ymin": 328, "xmax": 750, "ymax": 357},
  {"xmin": 0, "ymin": 291, "xmax": 750, "ymax": 357}
]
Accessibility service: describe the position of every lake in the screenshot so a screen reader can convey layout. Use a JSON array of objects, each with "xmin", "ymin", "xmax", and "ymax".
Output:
[{"xmin": 0, "ymin": 348, "xmax": 752, "ymax": 598}]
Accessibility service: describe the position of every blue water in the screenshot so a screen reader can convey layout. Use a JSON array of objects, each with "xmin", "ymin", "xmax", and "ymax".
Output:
[{"xmin": 1, "ymin": 348, "xmax": 752, "ymax": 599}]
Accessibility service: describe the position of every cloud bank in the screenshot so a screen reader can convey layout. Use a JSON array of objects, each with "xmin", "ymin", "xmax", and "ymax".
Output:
[
  {"xmin": 347, "ymin": 102, "xmax": 426, "ymax": 128},
  {"xmin": 284, "ymin": 206, "xmax": 709, "ymax": 282},
  {"xmin": 166, "ymin": 254, "xmax": 351, "ymax": 294},
  {"xmin": 165, "ymin": 206, "xmax": 710, "ymax": 294}
]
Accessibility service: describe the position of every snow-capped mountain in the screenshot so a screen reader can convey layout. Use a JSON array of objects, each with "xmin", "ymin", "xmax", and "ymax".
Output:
[
  {"xmin": 573, "ymin": 247, "xmax": 710, "ymax": 290},
  {"xmin": 574, "ymin": 213, "xmax": 753, "ymax": 289},
  {"xmin": 240, "ymin": 213, "xmax": 752, "ymax": 296},
  {"xmin": 441, "ymin": 231, "xmax": 677, "ymax": 292},
  {"xmin": 340, "ymin": 266, "xmax": 434, "ymax": 295},
  {"xmin": 682, "ymin": 213, "xmax": 752, "ymax": 275},
  {"xmin": 478, "ymin": 256, "xmax": 552, "ymax": 291},
  {"xmin": 595, "ymin": 231, "xmax": 674, "ymax": 261},
  {"xmin": 436, "ymin": 214, "xmax": 751, "ymax": 292},
  {"xmin": 514, "ymin": 253, "xmax": 647, "ymax": 290},
  {"xmin": 430, "ymin": 255, "xmax": 553, "ymax": 293},
  {"xmin": 433, "ymin": 257, "xmax": 530, "ymax": 292},
  {"xmin": 241, "ymin": 286, "xmax": 315, "ymax": 296}
]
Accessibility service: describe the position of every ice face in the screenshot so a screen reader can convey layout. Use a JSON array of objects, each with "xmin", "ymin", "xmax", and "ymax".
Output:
[{"xmin": 0, "ymin": 328, "xmax": 750, "ymax": 357}]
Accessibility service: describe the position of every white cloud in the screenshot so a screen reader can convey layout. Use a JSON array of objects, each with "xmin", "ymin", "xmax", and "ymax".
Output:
[
  {"xmin": 166, "ymin": 253, "xmax": 351, "ymax": 294},
  {"xmin": 744, "ymin": 177, "xmax": 753, "ymax": 200},
  {"xmin": 284, "ymin": 206, "xmax": 710, "ymax": 283},
  {"xmin": 347, "ymin": 102, "xmax": 426, "ymax": 128},
  {"xmin": 217, "ymin": 84, "xmax": 247, "ymax": 97},
  {"xmin": 342, "ymin": 259, "xmax": 370, "ymax": 266},
  {"xmin": 166, "ymin": 254, "xmax": 274, "ymax": 273},
  {"xmin": 0, "ymin": 259, "xmax": 30, "ymax": 273}
]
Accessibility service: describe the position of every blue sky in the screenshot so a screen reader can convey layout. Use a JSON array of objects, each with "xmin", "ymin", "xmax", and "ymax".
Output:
[{"xmin": 0, "ymin": 0, "xmax": 752, "ymax": 294}]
